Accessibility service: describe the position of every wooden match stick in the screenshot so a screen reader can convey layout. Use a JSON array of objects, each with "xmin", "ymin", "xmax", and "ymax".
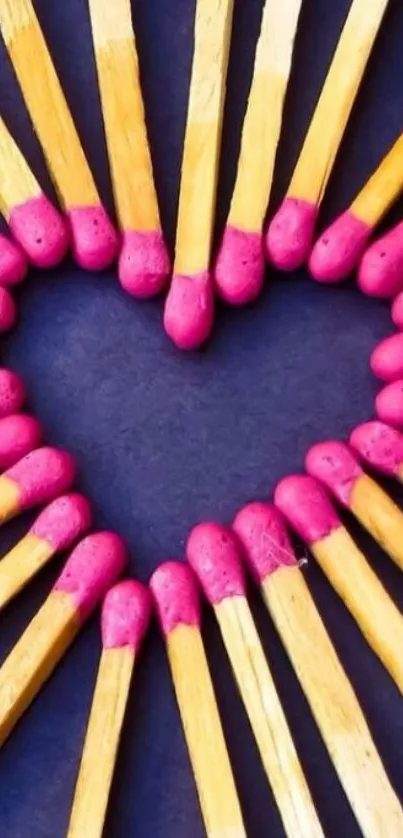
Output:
[
  {"xmin": 163, "ymin": 0, "xmax": 235, "ymax": 349},
  {"xmin": 0, "ymin": 368, "xmax": 25, "ymax": 418},
  {"xmin": 370, "ymin": 331, "xmax": 403, "ymax": 382},
  {"xmin": 0, "ymin": 531, "xmax": 126, "ymax": 747},
  {"xmin": 266, "ymin": 0, "xmax": 390, "ymax": 270},
  {"xmin": 358, "ymin": 220, "xmax": 403, "ymax": 297},
  {"xmin": 214, "ymin": 0, "xmax": 302, "ymax": 305},
  {"xmin": 350, "ymin": 420, "xmax": 403, "ymax": 480},
  {"xmin": 67, "ymin": 579, "xmax": 151, "ymax": 838},
  {"xmin": 310, "ymin": 132, "xmax": 403, "ymax": 282},
  {"xmin": 0, "ymin": 413, "xmax": 41, "ymax": 470},
  {"xmin": 0, "ymin": 493, "xmax": 91, "ymax": 611},
  {"xmin": 0, "ymin": 0, "xmax": 118, "ymax": 270},
  {"xmin": 0, "ymin": 234, "xmax": 27, "ymax": 286},
  {"xmin": 375, "ymin": 380, "xmax": 403, "ymax": 428},
  {"xmin": 233, "ymin": 501, "xmax": 403, "ymax": 837},
  {"xmin": 150, "ymin": 561, "xmax": 247, "ymax": 838},
  {"xmin": 187, "ymin": 521, "xmax": 324, "ymax": 838},
  {"xmin": 306, "ymin": 439, "xmax": 403, "ymax": 571},
  {"xmin": 275, "ymin": 474, "xmax": 403, "ymax": 693},
  {"xmin": 0, "ymin": 287, "xmax": 16, "ymax": 333},
  {"xmin": 0, "ymin": 446, "xmax": 76, "ymax": 526},
  {"xmin": 392, "ymin": 289, "xmax": 403, "ymax": 326},
  {"xmin": 88, "ymin": 0, "xmax": 170, "ymax": 298}
]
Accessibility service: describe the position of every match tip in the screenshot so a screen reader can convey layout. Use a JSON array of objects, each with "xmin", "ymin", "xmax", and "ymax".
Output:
[
  {"xmin": 370, "ymin": 332, "xmax": 403, "ymax": 382},
  {"xmin": 68, "ymin": 205, "xmax": 119, "ymax": 271},
  {"xmin": 305, "ymin": 440, "xmax": 363, "ymax": 505},
  {"xmin": 0, "ymin": 287, "xmax": 16, "ymax": 333},
  {"xmin": 186, "ymin": 521, "xmax": 245, "ymax": 604},
  {"xmin": 9, "ymin": 195, "xmax": 69, "ymax": 268},
  {"xmin": 0, "ymin": 414, "xmax": 41, "ymax": 469},
  {"xmin": 150, "ymin": 561, "xmax": 201, "ymax": 635},
  {"xmin": 214, "ymin": 226, "xmax": 265, "ymax": 304},
  {"xmin": 30, "ymin": 493, "xmax": 92, "ymax": 551},
  {"xmin": 376, "ymin": 379, "xmax": 403, "ymax": 427},
  {"xmin": 232, "ymin": 502, "xmax": 297, "ymax": 583},
  {"xmin": 266, "ymin": 197, "xmax": 317, "ymax": 270},
  {"xmin": 163, "ymin": 271, "xmax": 214, "ymax": 349},
  {"xmin": 101, "ymin": 579, "xmax": 152, "ymax": 650},
  {"xmin": 5, "ymin": 446, "xmax": 76, "ymax": 509},
  {"xmin": 309, "ymin": 211, "xmax": 370, "ymax": 283},
  {"xmin": 349, "ymin": 421, "xmax": 403, "ymax": 477},
  {"xmin": 119, "ymin": 229, "xmax": 170, "ymax": 298},
  {"xmin": 391, "ymin": 292, "xmax": 403, "ymax": 329},
  {"xmin": 0, "ymin": 234, "xmax": 27, "ymax": 286},
  {"xmin": 357, "ymin": 222, "xmax": 403, "ymax": 298},
  {"xmin": 274, "ymin": 474, "xmax": 341, "ymax": 544},
  {"xmin": 0, "ymin": 368, "xmax": 25, "ymax": 418}
]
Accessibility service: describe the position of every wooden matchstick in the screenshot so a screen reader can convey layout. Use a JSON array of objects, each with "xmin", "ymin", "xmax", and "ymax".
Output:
[
  {"xmin": 0, "ymin": 493, "xmax": 91, "ymax": 611},
  {"xmin": 306, "ymin": 439, "xmax": 403, "ymax": 571},
  {"xmin": 350, "ymin": 420, "xmax": 403, "ymax": 479},
  {"xmin": 0, "ymin": 287, "xmax": 16, "ymax": 333},
  {"xmin": 375, "ymin": 380, "xmax": 403, "ymax": 428},
  {"xmin": 163, "ymin": 0, "xmax": 235, "ymax": 349},
  {"xmin": 87, "ymin": 0, "xmax": 170, "ymax": 298},
  {"xmin": 0, "ymin": 413, "xmax": 41, "ymax": 470},
  {"xmin": 266, "ymin": 0, "xmax": 390, "ymax": 270},
  {"xmin": 0, "ymin": 0, "xmax": 118, "ymax": 270},
  {"xmin": 214, "ymin": 0, "xmax": 302, "ymax": 305},
  {"xmin": 187, "ymin": 521, "xmax": 324, "ymax": 838},
  {"xmin": 0, "ymin": 368, "xmax": 25, "ymax": 418},
  {"xmin": 358, "ymin": 220, "xmax": 403, "ymax": 297},
  {"xmin": 150, "ymin": 561, "xmax": 247, "ymax": 838},
  {"xmin": 392, "ymin": 289, "xmax": 403, "ymax": 326},
  {"xmin": 0, "ymin": 234, "xmax": 27, "ymax": 286},
  {"xmin": 274, "ymin": 474, "xmax": 403, "ymax": 693},
  {"xmin": 0, "ymin": 446, "xmax": 76, "ymax": 526},
  {"xmin": 309, "ymin": 132, "xmax": 403, "ymax": 283},
  {"xmin": 370, "ymin": 331, "xmax": 403, "ymax": 382},
  {"xmin": 233, "ymin": 501, "xmax": 403, "ymax": 837},
  {"xmin": 67, "ymin": 579, "xmax": 151, "ymax": 838}
]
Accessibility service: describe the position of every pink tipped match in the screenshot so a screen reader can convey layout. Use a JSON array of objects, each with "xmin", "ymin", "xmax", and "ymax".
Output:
[
  {"xmin": 370, "ymin": 333, "xmax": 403, "ymax": 382},
  {"xmin": 274, "ymin": 474, "xmax": 341, "ymax": 544},
  {"xmin": 5, "ymin": 447, "xmax": 76, "ymax": 509},
  {"xmin": 232, "ymin": 502, "xmax": 297, "ymax": 583},
  {"xmin": 118, "ymin": 229, "xmax": 170, "ymax": 298},
  {"xmin": 101, "ymin": 579, "xmax": 152, "ymax": 650},
  {"xmin": 309, "ymin": 211, "xmax": 371, "ymax": 283},
  {"xmin": 163, "ymin": 271, "xmax": 214, "ymax": 349},
  {"xmin": 9, "ymin": 195, "xmax": 69, "ymax": 268},
  {"xmin": 349, "ymin": 421, "xmax": 403, "ymax": 477},
  {"xmin": 0, "ymin": 414, "xmax": 41, "ymax": 470},
  {"xmin": 376, "ymin": 380, "xmax": 403, "ymax": 427},
  {"xmin": 392, "ymin": 292, "xmax": 403, "ymax": 329},
  {"xmin": 67, "ymin": 205, "xmax": 119, "ymax": 270},
  {"xmin": 266, "ymin": 197, "xmax": 317, "ymax": 270},
  {"xmin": 150, "ymin": 561, "xmax": 200, "ymax": 635},
  {"xmin": 0, "ymin": 369, "xmax": 25, "ymax": 418},
  {"xmin": 358, "ymin": 221, "xmax": 403, "ymax": 298},
  {"xmin": 186, "ymin": 521, "xmax": 245, "ymax": 605},
  {"xmin": 0, "ymin": 287, "xmax": 16, "ymax": 333},
  {"xmin": 214, "ymin": 226, "xmax": 265, "ymax": 304},
  {"xmin": 0, "ymin": 234, "xmax": 27, "ymax": 286},
  {"xmin": 305, "ymin": 440, "xmax": 363, "ymax": 506},
  {"xmin": 30, "ymin": 493, "xmax": 92, "ymax": 551}
]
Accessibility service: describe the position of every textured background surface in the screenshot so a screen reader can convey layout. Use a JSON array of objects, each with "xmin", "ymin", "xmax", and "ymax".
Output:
[{"xmin": 0, "ymin": 0, "xmax": 402, "ymax": 835}]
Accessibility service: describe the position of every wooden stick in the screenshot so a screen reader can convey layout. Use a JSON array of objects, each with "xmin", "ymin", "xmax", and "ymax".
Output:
[
  {"xmin": 233, "ymin": 501, "xmax": 403, "ymax": 838},
  {"xmin": 371, "ymin": 331, "xmax": 403, "ymax": 382},
  {"xmin": 67, "ymin": 579, "xmax": 151, "ymax": 838},
  {"xmin": 163, "ymin": 0, "xmax": 235, "ymax": 350},
  {"xmin": 0, "ymin": 413, "xmax": 41, "ymax": 470},
  {"xmin": 375, "ymin": 380, "xmax": 403, "ymax": 428},
  {"xmin": 358, "ymin": 220, "xmax": 403, "ymax": 297},
  {"xmin": 0, "ymin": 446, "xmax": 75, "ymax": 526},
  {"xmin": 0, "ymin": 368, "xmax": 25, "ymax": 418},
  {"xmin": 266, "ymin": 0, "xmax": 390, "ymax": 270},
  {"xmin": 187, "ymin": 522, "xmax": 324, "ymax": 838},
  {"xmin": 150, "ymin": 561, "xmax": 247, "ymax": 838},
  {"xmin": 214, "ymin": 0, "xmax": 302, "ymax": 305},
  {"xmin": 0, "ymin": 0, "xmax": 118, "ymax": 270},
  {"xmin": 275, "ymin": 474, "xmax": 403, "ymax": 693},
  {"xmin": 87, "ymin": 0, "xmax": 170, "ymax": 298}
]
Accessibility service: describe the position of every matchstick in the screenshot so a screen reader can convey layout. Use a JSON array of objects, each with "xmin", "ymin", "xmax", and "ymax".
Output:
[
  {"xmin": 0, "ymin": 368, "xmax": 25, "ymax": 418},
  {"xmin": 0, "ymin": 414, "xmax": 41, "ymax": 470},
  {"xmin": 350, "ymin": 420, "xmax": 403, "ymax": 480},
  {"xmin": 214, "ymin": 0, "xmax": 302, "ymax": 305},
  {"xmin": 187, "ymin": 521, "xmax": 324, "ymax": 838},
  {"xmin": 150, "ymin": 561, "xmax": 247, "ymax": 838},
  {"xmin": 0, "ymin": 446, "xmax": 76, "ymax": 525},
  {"xmin": 306, "ymin": 439, "xmax": 403, "ymax": 571},
  {"xmin": 163, "ymin": 0, "xmax": 235, "ymax": 349},
  {"xmin": 233, "ymin": 501, "xmax": 403, "ymax": 838},
  {"xmin": 309, "ymin": 132, "xmax": 403, "ymax": 282},
  {"xmin": 0, "ymin": 234, "xmax": 27, "ymax": 286},
  {"xmin": 0, "ymin": 531, "xmax": 125, "ymax": 747},
  {"xmin": 67, "ymin": 579, "xmax": 151, "ymax": 838},
  {"xmin": 0, "ymin": 493, "xmax": 91, "ymax": 611},
  {"xmin": 0, "ymin": 287, "xmax": 16, "ymax": 333},
  {"xmin": 88, "ymin": 0, "xmax": 170, "ymax": 298},
  {"xmin": 274, "ymin": 474, "xmax": 403, "ymax": 693},
  {"xmin": 370, "ymin": 332, "xmax": 403, "ymax": 381},
  {"xmin": 375, "ymin": 380, "xmax": 403, "ymax": 427},
  {"xmin": 358, "ymin": 220, "xmax": 403, "ymax": 297},
  {"xmin": 0, "ymin": 0, "xmax": 118, "ymax": 271},
  {"xmin": 392, "ymin": 290, "xmax": 403, "ymax": 327},
  {"xmin": 266, "ymin": 0, "xmax": 390, "ymax": 270}
]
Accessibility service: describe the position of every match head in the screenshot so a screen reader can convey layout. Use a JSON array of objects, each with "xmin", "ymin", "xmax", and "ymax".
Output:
[
  {"xmin": 4, "ymin": 447, "xmax": 76, "ymax": 510},
  {"xmin": 349, "ymin": 421, "xmax": 403, "ymax": 477},
  {"xmin": 370, "ymin": 332, "xmax": 403, "ymax": 382},
  {"xmin": 101, "ymin": 579, "xmax": 152, "ymax": 651},
  {"xmin": 163, "ymin": 271, "xmax": 215, "ymax": 350},
  {"xmin": 67, "ymin": 205, "xmax": 119, "ymax": 271},
  {"xmin": 186, "ymin": 521, "xmax": 246, "ymax": 604},
  {"xmin": 118, "ymin": 229, "xmax": 170, "ymax": 298},
  {"xmin": 357, "ymin": 221, "xmax": 403, "ymax": 298},
  {"xmin": 150, "ymin": 561, "xmax": 201, "ymax": 636},
  {"xmin": 214, "ymin": 226, "xmax": 265, "ymax": 305},
  {"xmin": 274, "ymin": 474, "xmax": 341, "ymax": 544},
  {"xmin": 9, "ymin": 195, "xmax": 69, "ymax": 268},
  {"xmin": 0, "ymin": 287, "xmax": 16, "ymax": 333},
  {"xmin": 376, "ymin": 380, "xmax": 403, "ymax": 427},
  {"xmin": 305, "ymin": 440, "xmax": 363, "ymax": 506},
  {"xmin": 30, "ymin": 493, "xmax": 92, "ymax": 551},
  {"xmin": 391, "ymin": 291, "xmax": 403, "ymax": 329},
  {"xmin": 0, "ymin": 234, "xmax": 27, "ymax": 286},
  {"xmin": 0, "ymin": 368, "xmax": 25, "ymax": 418},
  {"xmin": 54, "ymin": 531, "xmax": 127, "ymax": 621},
  {"xmin": 309, "ymin": 211, "xmax": 371, "ymax": 283},
  {"xmin": 0, "ymin": 414, "xmax": 42, "ymax": 469},
  {"xmin": 266, "ymin": 197, "xmax": 317, "ymax": 270},
  {"xmin": 232, "ymin": 502, "xmax": 297, "ymax": 583}
]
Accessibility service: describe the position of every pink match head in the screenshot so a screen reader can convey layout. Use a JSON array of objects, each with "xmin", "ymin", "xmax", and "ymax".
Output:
[
  {"xmin": 0, "ymin": 287, "xmax": 16, "ymax": 333},
  {"xmin": 349, "ymin": 421, "xmax": 403, "ymax": 477},
  {"xmin": 391, "ymin": 291, "xmax": 403, "ymax": 329},
  {"xmin": 305, "ymin": 440, "xmax": 363, "ymax": 506},
  {"xmin": 101, "ymin": 579, "xmax": 152, "ymax": 650},
  {"xmin": 376, "ymin": 379, "xmax": 403, "ymax": 428},
  {"xmin": 214, "ymin": 226, "xmax": 265, "ymax": 305},
  {"xmin": 0, "ymin": 234, "xmax": 27, "ymax": 286},
  {"xmin": 9, "ymin": 195, "xmax": 69, "ymax": 268},
  {"xmin": 370, "ymin": 332, "xmax": 403, "ymax": 382},
  {"xmin": 266, "ymin": 197, "xmax": 317, "ymax": 270},
  {"xmin": 274, "ymin": 474, "xmax": 341, "ymax": 544},
  {"xmin": 150, "ymin": 561, "xmax": 201, "ymax": 635},
  {"xmin": 30, "ymin": 493, "xmax": 92, "ymax": 551},
  {"xmin": 67, "ymin": 205, "xmax": 119, "ymax": 271},
  {"xmin": 186, "ymin": 521, "xmax": 245, "ymax": 604},
  {"xmin": 4, "ymin": 447, "xmax": 76, "ymax": 510},
  {"xmin": 0, "ymin": 414, "xmax": 41, "ymax": 470},
  {"xmin": 309, "ymin": 211, "xmax": 371, "ymax": 283},
  {"xmin": 54, "ymin": 531, "xmax": 126, "ymax": 622},
  {"xmin": 232, "ymin": 502, "xmax": 297, "ymax": 583},
  {"xmin": 0, "ymin": 369, "xmax": 25, "ymax": 418},
  {"xmin": 118, "ymin": 229, "xmax": 170, "ymax": 298},
  {"xmin": 358, "ymin": 221, "xmax": 403, "ymax": 298},
  {"xmin": 163, "ymin": 271, "xmax": 215, "ymax": 350}
]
